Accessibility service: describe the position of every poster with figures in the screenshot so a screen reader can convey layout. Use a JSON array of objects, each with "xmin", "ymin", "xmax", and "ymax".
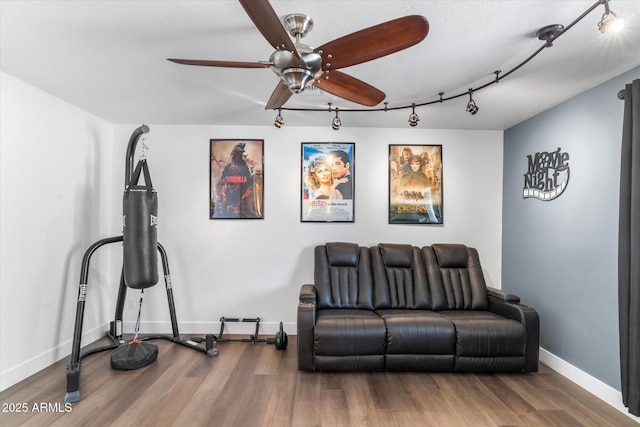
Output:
[
  {"xmin": 389, "ymin": 144, "xmax": 443, "ymax": 224},
  {"xmin": 210, "ymin": 139, "xmax": 263, "ymax": 219},
  {"xmin": 301, "ymin": 142, "xmax": 355, "ymax": 222}
]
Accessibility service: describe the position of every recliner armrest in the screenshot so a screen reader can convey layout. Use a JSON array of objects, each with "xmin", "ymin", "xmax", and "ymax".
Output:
[
  {"xmin": 487, "ymin": 287, "xmax": 539, "ymax": 373},
  {"xmin": 487, "ymin": 286, "xmax": 520, "ymax": 304},
  {"xmin": 299, "ymin": 284, "xmax": 317, "ymax": 304},
  {"xmin": 297, "ymin": 284, "xmax": 317, "ymax": 371}
]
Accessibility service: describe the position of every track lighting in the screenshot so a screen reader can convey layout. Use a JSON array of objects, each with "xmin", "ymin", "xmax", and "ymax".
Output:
[
  {"xmin": 273, "ymin": 0, "xmax": 623, "ymax": 127},
  {"xmin": 598, "ymin": 0, "xmax": 624, "ymax": 33},
  {"xmin": 466, "ymin": 89, "xmax": 479, "ymax": 115},
  {"xmin": 408, "ymin": 103, "xmax": 419, "ymax": 127},
  {"xmin": 274, "ymin": 108, "xmax": 284, "ymax": 128},
  {"xmin": 332, "ymin": 107, "xmax": 341, "ymax": 130}
]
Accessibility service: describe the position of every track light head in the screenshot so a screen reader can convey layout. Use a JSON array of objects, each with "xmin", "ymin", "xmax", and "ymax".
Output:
[
  {"xmin": 274, "ymin": 109, "xmax": 284, "ymax": 128},
  {"xmin": 466, "ymin": 101, "xmax": 479, "ymax": 115},
  {"xmin": 408, "ymin": 103, "xmax": 419, "ymax": 127},
  {"xmin": 332, "ymin": 108, "xmax": 341, "ymax": 130},
  {"xmin": 598, "ymin": 0, "xmax": 624, "ymax": 33},
  {"xmin": 466, "ymin": 100, "xmax": 479, "ymax": 115},
  {"xmin": 466, "ymin": 89, "xmax": 479, "ymax": 115}
]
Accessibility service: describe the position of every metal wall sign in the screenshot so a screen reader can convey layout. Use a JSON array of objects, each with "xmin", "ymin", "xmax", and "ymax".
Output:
[{"xmin": 523, "ymin": 147, "xmax": 570, "ymax": 201}]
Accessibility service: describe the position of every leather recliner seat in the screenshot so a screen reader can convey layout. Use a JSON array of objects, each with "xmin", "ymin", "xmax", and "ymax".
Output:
[{"xmin": 297, "ymin": 242, "xmax": 539, "ymax": 373}]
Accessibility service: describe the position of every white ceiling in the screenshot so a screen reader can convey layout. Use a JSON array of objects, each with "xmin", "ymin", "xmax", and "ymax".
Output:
[{"xmin": 1, "ymin": 1, "xmax": 639, "ymax": 130}]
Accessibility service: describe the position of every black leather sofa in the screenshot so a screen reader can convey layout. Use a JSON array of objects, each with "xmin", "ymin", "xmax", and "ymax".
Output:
[{"xmin": 297, "ymin": 243, "xmax": 539, "ymax": 372}]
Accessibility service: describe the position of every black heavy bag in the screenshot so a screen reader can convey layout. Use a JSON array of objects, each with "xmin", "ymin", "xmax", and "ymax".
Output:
[
  {"xmin": 110, "ymin": 339, "xmax": 158, "ymax": 370},
  {"xmin": 123, "ymin": 159, "xmax": 158, "ymax": 289}
]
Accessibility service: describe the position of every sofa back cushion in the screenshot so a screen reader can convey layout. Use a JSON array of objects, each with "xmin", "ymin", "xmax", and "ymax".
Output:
[
  {"xmin": 423, "ymin": 244, "xmax": 489, "ymax": 310},
  {"xmin": 314, "ymin": 242, "xmax": 374, "ymax": 310},
  {"xmin": 371, "ymin": 243, "xmax": 431, "ymax": 309}
]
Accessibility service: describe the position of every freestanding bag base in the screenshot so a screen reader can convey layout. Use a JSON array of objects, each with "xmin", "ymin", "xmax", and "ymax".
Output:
[{"xmin": 110, "ymin": 340, "xmax": 158, "ymax": 370}]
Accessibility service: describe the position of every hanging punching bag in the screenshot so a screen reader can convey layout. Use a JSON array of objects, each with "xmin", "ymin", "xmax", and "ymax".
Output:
[{"xmin": 122, "ymin": 159, "xmax": 158, "ymax": 289}]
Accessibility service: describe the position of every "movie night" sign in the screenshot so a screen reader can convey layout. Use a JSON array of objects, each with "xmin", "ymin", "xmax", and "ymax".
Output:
[{"xmin": 523, "ymin": 147, "xmax": 570, "ymax": 201}]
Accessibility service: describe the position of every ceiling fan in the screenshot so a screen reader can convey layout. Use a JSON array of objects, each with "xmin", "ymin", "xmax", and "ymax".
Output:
[{"xmin": 167, "ymin": 0, "xmax": 429, "ymax": 110}]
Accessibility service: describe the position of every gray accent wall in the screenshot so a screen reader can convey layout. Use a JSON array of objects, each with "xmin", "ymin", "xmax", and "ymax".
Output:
[{"xmin": 503, "ymin": 66, "xmax": 639, "ymax": 389}]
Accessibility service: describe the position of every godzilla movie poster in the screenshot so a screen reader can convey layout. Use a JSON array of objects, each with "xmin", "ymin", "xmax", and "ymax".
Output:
[
  {"xmin": 389, "ymin": 144, "xmax": 443, "ymax": 224},
  {"xmin": 210, "ymin": 139, "xmax": 263, "ymax": 219}
]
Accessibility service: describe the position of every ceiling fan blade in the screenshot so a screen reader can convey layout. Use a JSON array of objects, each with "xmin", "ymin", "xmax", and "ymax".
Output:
[
  {"xmin": 239, "ymin": 0, "xmax": 302, "ymax": 61},
  {"xmin": 167, "ymin": 58, "xmax": 272, "ymax": 68},
  {"xmin": 265, "ymin": 81, "xmax": 293, "ymax": 110},
  {"xmin": 316, "ymin": 15, "xmax": 429, "ymax": 71},
  {"xmin": 313, "ymin": 71, "xmax": 385, "ymax": 107}
]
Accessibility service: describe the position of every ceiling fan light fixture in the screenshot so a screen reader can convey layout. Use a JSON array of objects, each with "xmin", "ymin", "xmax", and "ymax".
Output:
[
  {"xmin": 281, "ymin": 68, "xmax": 315, "ymax": 93},
  {"xmin": 598, "ymin": 0, "xmax": 625, "ymax": 34}
]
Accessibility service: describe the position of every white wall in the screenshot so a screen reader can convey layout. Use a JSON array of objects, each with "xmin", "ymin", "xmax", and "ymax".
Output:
[
  {"xmin": 111, "ymin": 124, "xmax": 504, "ymax": 335},
  {"xmin": 0, "ymin": 71, "xmax": 504, "ymax": 391},
  {"xmin": 0, "ymin": 72, "xmax": 114, "ymax": 391}
]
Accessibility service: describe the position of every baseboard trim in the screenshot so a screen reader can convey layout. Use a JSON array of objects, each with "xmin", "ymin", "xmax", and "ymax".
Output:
[
  {"xmin": 0, "ymin": 324, "xmax": 108, "ymax": 392},
  {"xmin": 539, "ymin": 348, "xmax": 639, "ymax": 422}
]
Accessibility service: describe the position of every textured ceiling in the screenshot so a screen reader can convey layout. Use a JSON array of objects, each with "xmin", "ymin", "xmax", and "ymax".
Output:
[{"xmin": 1, "ymin": 1, "xmax": 639, "ymax": 130}]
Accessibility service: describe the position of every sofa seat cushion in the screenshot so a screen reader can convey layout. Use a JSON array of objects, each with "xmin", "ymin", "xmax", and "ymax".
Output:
[
  {"xmin": 376, "ymin": 310, "xmax": 456, "ymax": 354},
  {"xmin": 314, "ymin": 309, "xmax": 386, "ymax": 356},
  {"xmin": 438, "ymin": 311, "xmax": 526, "ymax": 357}
]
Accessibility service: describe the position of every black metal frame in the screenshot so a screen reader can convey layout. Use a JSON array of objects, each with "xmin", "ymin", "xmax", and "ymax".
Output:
[
  {"xmin": 64, "ymin": 125, "xmax": 216, "ymax": 404},
  {"xmin": 215, "ymin": 317, "xmax": 269, "ymax": 344}
]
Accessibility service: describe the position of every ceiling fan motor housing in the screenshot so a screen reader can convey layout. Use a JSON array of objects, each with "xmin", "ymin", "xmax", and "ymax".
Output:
[{"xmin": 269, "ymin": 43, "xmax": 323, "ymax": 93}]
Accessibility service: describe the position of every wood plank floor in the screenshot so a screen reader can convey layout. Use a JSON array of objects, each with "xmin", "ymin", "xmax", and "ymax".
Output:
[{"xmin": 0, "ymin": 335, "xmax": 636, "ymax": 427}]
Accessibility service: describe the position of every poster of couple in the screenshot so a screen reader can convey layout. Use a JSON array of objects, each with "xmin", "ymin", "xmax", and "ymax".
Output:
[{"xmin": 301, "ymin": 142, "xmax": 354, "ymax": 222}]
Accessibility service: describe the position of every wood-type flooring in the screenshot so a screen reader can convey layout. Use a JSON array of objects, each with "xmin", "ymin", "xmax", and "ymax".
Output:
[{"xmin": 0, "ymin": 335, "xmax": 637, "ymax": 426}]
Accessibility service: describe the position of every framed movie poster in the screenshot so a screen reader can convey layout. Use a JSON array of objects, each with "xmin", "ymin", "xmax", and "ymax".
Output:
[
  {"xmin": 210, "ymin": 139, "xmax": 263, "ymax": 219},
  {"xmin": 389, "ymin": 144, "xmax": 443, "ymax": 224},
  {"xmin": 301, "ymin": 142, "xmax": 354, "ymax": 222}
]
